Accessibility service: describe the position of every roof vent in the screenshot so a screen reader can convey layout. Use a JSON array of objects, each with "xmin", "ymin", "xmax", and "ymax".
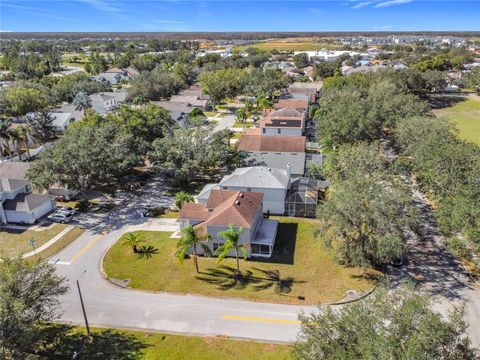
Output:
[
  {"xmin": 239, "ymin": 193, "xmax": 245, "ymax": 198},
  {"xmin": 235, "ymin": 200, "xmax": 241, "ymax": 205},
  {"xmin": 268, "ymin": 168, "xmax": 272, "ymax": 171}
]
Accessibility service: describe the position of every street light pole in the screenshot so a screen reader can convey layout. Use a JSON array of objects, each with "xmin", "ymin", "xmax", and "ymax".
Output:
[{"xmin": 76, "ymin": 269, "xmax": 91, "ymax": 336}]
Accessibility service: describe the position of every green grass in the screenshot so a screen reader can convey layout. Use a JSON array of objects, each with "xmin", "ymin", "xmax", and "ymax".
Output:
[
  {"xmin": 0, "ymin": 224, "xmax": 68, "ymax": 257},
  {"xmin": 433, "ymin": 96, "xmax": 480, "ymax": 145},
  {"xmin": 159, "ymin": 211, "xmax": 180, "ymax": 219},
  {"xmin": 39, "ymin": 324, "xmax": 292, "ymax": 359},
  {"xmin": 103, "ymin": 218, "xmax": 378, "ymax": 304},
  {"xmin": 232, "ymin": 122, "xmax": 254, "ymax": 128},
  {"xmin": 236, "ymin": 39, "xmax": 341, "ymax": 52},
  {"xmin": 35, "ymin": 226, "xmax": 84, "ymax": 260}
]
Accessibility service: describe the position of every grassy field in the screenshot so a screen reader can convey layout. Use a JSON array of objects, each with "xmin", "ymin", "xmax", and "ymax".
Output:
[
  {"xmin": 0, "ymin": 224, "xmax": 84, "ymax": 258},
  {"xmin": 40, "ymin": 325, "xmax": 292, "ymax": 359},
  {"xmin": 236, "ymin": 38, "xmax": 339, "ymax": 52},
  {"xmin": 103, "ymin": 218, "xmax": 378, "ymax": 304},
  {"xmin": 433, "ymin": 96, "xmax": 480, "ymax": 145}
]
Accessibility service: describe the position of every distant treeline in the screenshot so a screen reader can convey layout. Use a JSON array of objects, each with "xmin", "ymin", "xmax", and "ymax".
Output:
[{"xmin": 2, "ymin": 31, "xmax": 480, "ymax": 41}]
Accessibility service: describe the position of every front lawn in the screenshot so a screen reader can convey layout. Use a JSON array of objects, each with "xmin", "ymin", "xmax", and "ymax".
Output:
[
  {"xmin": 38, "ymin": 325, "xmax": 292, "ymax": 360},
  {"xmin": 103, "ymin": 218, "xmax": 378, "ymax": 304},
  {"xmin": 0, "ymin": 224, "xmax": 67, "ymax": 257},
  {"xmin": 0, "ymin": 224, "xmax": 85, "ymax": 258}
]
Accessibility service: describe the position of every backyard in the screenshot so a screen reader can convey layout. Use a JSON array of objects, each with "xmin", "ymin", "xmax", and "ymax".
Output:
[
  {"xmin": 433, "ymin": 95, "xmax": 480, "ymax": 145},
  {"xmin": 0, "ymin": 224, "xmax": 84, "ymax": 258},
  {"xmin": 103, "ymin": 217, "xmax": 379, "ymax": 304}
]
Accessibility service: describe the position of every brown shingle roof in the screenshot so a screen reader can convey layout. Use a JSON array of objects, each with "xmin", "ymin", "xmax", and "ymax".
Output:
[
  {"xmin": 203, "ymin": 191, "xmax": 263, "ymax": 228},
  {"xmin": 181, "ymin": 190, "xmax": 263, "ymax": 231},
  {"xmin": 0, "ymin": 162, "xmax": 29, "ymax": 180},
  {"xmin": 236, "ymin": 135, "xmax": 306, "ymax": 153},
  {"xmin": 274, "ymin": 99, "xmax": 308, "ymax": 111},
  {"xmin": 179, "ymin": 203, "xmax": 209, "ymax": 221}
]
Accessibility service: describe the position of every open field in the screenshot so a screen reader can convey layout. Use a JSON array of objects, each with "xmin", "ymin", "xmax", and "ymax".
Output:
[
  {"xmin": 103, "ymin": 217, "xmax": 378, "ymax": 304},
  {"xmin": 433, "ymin": 96, "xmax": 480, "ymax": 145},
  {"xmin": 236, "ymin": 38, "xmax": 340, "ymax": 52},
  {"xmin": 40, "ymin": 325, "xmax": 292, "ymax": 359}
]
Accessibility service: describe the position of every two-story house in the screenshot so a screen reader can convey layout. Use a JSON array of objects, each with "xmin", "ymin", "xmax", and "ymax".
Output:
[
  {"xmin": 0, "ymin": 163, "xmax": 55, "ymax": 224},
  {"xmin": 197, "ymin": 166, "xmax": 291, "ymax": 215},
  {"xmin": 236, "ymin": 128, "xmax": 306, "ymax": 176},
  {"xmin": 180, "ymin": 190, "xmax": 278, "ymax": 258},
  {"xmin": 258, "ymin": 108, "xmax": 305, "ymax": 136}
]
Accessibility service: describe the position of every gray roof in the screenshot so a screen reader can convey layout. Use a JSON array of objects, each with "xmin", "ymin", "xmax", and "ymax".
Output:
[
  {"xmin": 0, "ymin": 178, "xmax": 28, "ymax": 192},
  {"xmin": 152, "ymin": 101, "xmax": 193, "ymax": 121},
  {"xmin": 51, "ymin": 112, "xmax": 73, "ymax": 128},
  {"xmin": 197, "ymin": 183, "xmax": 220, "ymax": 201},
  {"xmin": 3, "ymin": 193, "xmax": 52, "ymax": 212},
  {"xmin": 95, "ymin": 72, "xmax": 128, "ymax": 84},
  {"xmin": 56, "ymin": 104, "xmax": 84, "ymax": 120},
  {"xmin": 219, "ymin": 167, "xmax": 290, "ymax": 190}
]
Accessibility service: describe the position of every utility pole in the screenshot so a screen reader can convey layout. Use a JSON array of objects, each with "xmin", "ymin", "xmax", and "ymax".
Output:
[{"xmin": 76, "ymin": 269, "xmax": 90, "ymax": 336}]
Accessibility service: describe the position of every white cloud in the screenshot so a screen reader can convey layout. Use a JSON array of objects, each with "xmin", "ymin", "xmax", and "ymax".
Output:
[
  {"xmin": 374, "ymin": 0, "xmax": 413, "ymax": 8},
  {"xmin": 80, "ymin": 0, "xmax": 121, "ymax": 13},
  {"xmin": 2, "ymin": 2, "xmax": 70, "ymax": 20},
  {"xmin": 352, "ymin": 1, "xmax": 374, "ymax": 9},
  {"xmin": 0, "ymin": 30, "xmax": 12, "ymax": 32}
]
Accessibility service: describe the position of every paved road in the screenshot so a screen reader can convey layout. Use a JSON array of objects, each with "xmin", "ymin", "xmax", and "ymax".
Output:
[
  {"xmin": 50, "ymin": 176, "xmax": 480, "ymax": 345},
  {"xmin": 52, "ymin": 178, "xmax": 314, "ymax": 343},
  {"xmin": 388, "ymin": 188, "xmax": 480, "ymax": 347}
]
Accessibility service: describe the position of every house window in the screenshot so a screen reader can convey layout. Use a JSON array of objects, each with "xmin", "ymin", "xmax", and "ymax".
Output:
[
  {"xmin": 262, "ymin": 128, "xmax": 266, "ymax": 134},
  {"xmin": 246, "ymin": 187, "xmax": 252, "ymax": 192},
  {"xmin": 251, "ymin": 244, "xmax": 270, "ymax": 255},
  {"xmin": 277, "ymin": 129, "xmax": 281, "ymax": 134},
  {"xmin": 212, "ymin": 242, "xmax": 220, "ymax": 252}
]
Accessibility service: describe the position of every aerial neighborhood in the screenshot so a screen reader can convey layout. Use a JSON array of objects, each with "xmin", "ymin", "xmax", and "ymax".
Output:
[{"xmin": 0, "ymin": 21, "xmax": 480, "ymax": 360}]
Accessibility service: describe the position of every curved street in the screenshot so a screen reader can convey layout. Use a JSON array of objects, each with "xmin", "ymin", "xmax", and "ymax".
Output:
[{"xmin": 50, "ymin": 178, "xmax": 480, "ymax": 345}]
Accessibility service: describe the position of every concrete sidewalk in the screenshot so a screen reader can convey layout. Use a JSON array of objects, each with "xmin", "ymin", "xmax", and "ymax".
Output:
[{"xmin": 22, "ymin": 225, "xmax": 75, "ymax": 258}]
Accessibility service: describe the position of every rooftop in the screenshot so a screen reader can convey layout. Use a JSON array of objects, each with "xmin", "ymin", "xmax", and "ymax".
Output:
[
  {"xmin": 236, "ymin": 134, "xmax": 306, "ymax": 153},
  {"xmin": 220, "ymin": 166, "xmax": 290, "ymax": 189}
]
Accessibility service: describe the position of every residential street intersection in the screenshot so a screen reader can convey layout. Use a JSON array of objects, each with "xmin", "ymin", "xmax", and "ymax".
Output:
[{"xmin": 49, "ymin": 178, "xmax": 480, "ymax": 345}]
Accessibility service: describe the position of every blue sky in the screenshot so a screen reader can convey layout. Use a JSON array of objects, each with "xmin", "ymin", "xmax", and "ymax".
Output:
[{"xmin": 1, "ymin": 1, "xmax": 479, "ymax": 32}]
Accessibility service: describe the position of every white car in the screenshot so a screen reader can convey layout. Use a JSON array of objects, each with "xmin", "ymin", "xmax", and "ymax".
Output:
[{"xmin": 47, "ymin": 212, "xmax": 74, "ymax": 223}]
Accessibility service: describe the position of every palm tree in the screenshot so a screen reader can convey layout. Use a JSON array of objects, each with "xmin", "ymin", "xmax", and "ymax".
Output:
[
  {"xmin": 257, "ymin": 97, "xmax": 273, "ymax": 111},
  {"xmin": 175, "ymin": 191, "xmax": 194, "ymax": 210},
  {"xmin": 131, "ymin": 95, "xmax": 149, "ymax": 107},
  {"xmin": 15, "ymin": 124, "xmax": 32, "ymax": 160},
  {"xmin": 122, "ymin": 233, "xmax": 145, "ymax": 253},
  {"xmin": 73, "ymin": 91, "xmax": 92, "ymax": 115},
  {"xmin": 9, "ymin": 128, "xmax": 23, "ymax": 161},
  {"xmin": 176, "ymin": 225, "xmax": 206, "ymax": 273},
  {"xmin": 0, "ymin": 119, "xmax": 11, "ymax": 160},
  {"xmin": 214, "ymin": 225, "xmax": 246, "ymax": 275},
  {"xmin": 0, "ymin": 119, "xmax": 15, "ymax": 161}
]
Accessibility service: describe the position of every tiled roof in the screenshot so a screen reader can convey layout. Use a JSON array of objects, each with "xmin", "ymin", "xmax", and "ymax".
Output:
[{"xmin": 236, "ymin": 135, "xmax": 306, "ymax": 153}]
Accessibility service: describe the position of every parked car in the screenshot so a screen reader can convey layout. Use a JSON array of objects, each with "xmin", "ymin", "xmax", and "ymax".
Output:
[
  {"xmin": 47, "ymin": 212, "xmax": 74, "ymax": 223},
  {"xmin": 57, "ymin": 206, "xmax": 76, "ymax": 216}
]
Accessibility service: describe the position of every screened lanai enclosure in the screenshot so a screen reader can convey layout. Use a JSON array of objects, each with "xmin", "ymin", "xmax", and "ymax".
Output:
[{"xmin": 285, "ymin": 177, "xmax": 328, "ymax": 218}]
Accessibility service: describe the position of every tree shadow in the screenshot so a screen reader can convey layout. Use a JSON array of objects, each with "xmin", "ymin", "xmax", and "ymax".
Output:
[
  {"xmin": 196, "ymin": 264, "xmax": 304, "ymax": 294},
  {"xmin": 136, "ymin": 245, "xmax": 159, "ymax": 259},
  {"xmin": 349, "ymin": 270, "xmax": 382, "ymax": 283},
  {"xmin": 195, "ymin": 265, "xmax": 261, "ymax": 290},
  {"xmin": 250, "ymin": 268, "xmax": 305, "ymax": 295},
  {"xmin": 429, "ymin": 95, "xmax": 467, "ymax": 110},
  {"xmin": 34, "ymin": 323, "xmax": 148, "ymax": 359}
]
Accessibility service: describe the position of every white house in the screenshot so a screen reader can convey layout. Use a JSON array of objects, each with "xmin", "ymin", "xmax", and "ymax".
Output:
[
  {"xmin": 198, "ymin": 166, "xmax": 291, "ymax": 215},
  {"xmin": 0, "ymin": 163, "xmax": 55, "ymax": 224},
  {"xmin": 180, "ymin": 190, "xmax": 278, "ymax": 258},
  {"xmin": 51, "ymin": 112, "xmax": 76, "ymax": 132}
]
